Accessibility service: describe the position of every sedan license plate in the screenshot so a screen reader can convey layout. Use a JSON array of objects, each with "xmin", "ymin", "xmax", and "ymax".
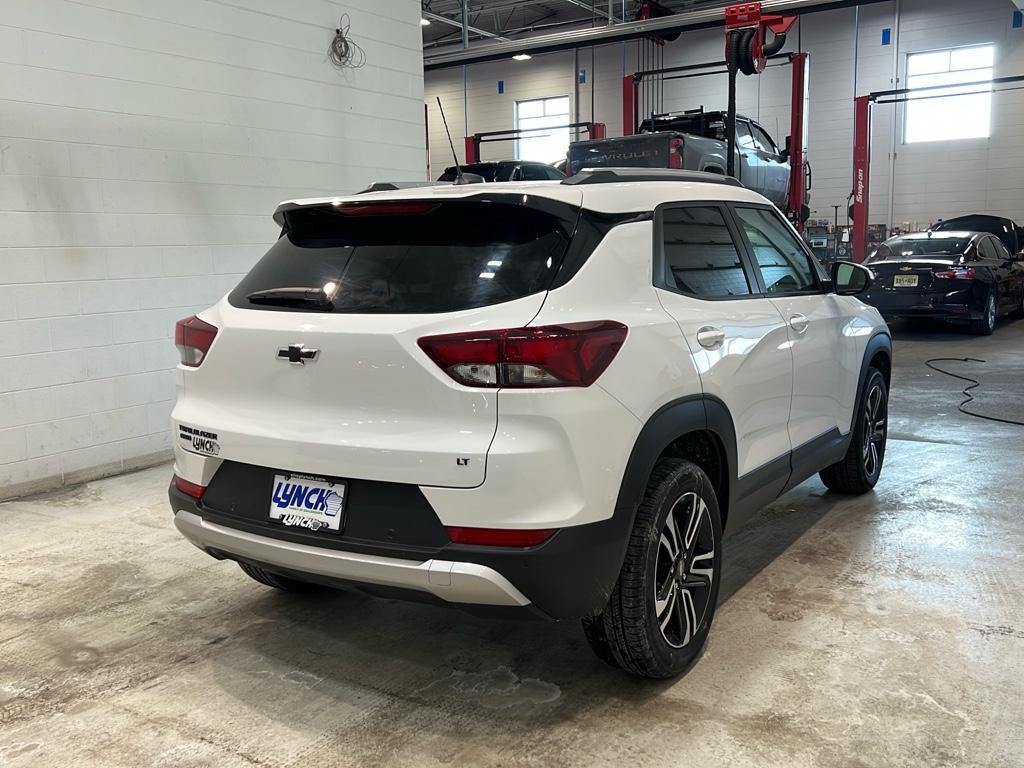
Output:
[
  {"xmin": 893, "ymin": 274, "xmax": 919, "ymax": 288},
  {"xmin": 269, "ymin": 473, "xmax": 346, "ymax": 533}
]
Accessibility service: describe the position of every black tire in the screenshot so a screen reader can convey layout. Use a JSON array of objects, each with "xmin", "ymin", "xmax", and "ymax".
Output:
[
  {"xmin": 819, "ymin": 367, "xmax": 888, "ymax": 494},
  {"xmin": 970, "ymin": 289, "xmax": 997, "ymax": 335},
  {"xmin": 583, "ymin": 459, "xmax": 723, "ymax": 679},
  {"xmin": 237, "ymin": 561, "xmax": 321, "ymax": 592}
]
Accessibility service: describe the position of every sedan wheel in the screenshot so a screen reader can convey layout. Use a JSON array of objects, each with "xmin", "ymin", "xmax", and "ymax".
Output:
[{"xmin": 971, "ymin": 292, "xmax": 996, "ymax": 335}]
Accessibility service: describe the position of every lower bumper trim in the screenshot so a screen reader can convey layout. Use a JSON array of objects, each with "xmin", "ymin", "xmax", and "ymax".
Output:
[{"xmin": 173, "ymin": 510, "xmax": 530, "ymax": 608}]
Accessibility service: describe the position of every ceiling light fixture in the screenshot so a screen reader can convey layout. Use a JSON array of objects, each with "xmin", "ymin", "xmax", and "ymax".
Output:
[
  {"xmin": 512, "ymin": 53, "xmax": 532, "ymax": 61},
  {"xmin": 421, "ymin": 17, "xmax": 431, "ymax": 26}
]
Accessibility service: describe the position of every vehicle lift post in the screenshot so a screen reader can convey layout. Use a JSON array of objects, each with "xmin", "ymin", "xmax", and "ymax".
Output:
[
  {"xmin": 849, "ymin": 73, "xmax": 1024, "ymax": 261},
  {"xmin": 463, "ymin": 123, "xmax": 606, "ymax": 165}
]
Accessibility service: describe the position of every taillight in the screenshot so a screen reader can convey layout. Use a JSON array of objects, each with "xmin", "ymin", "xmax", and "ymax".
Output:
[
  {"xmin": 446, "ymin": 526, "xmax": 556, "ymax": 547},
  {"xmin": 418, "ymin": 321, "xmax": 627, "ymax": 388},
  {"xmin": 175, "ymin": 315, "xmax": 218, "ymax": 367},
  {"xmin": 934, "ymin": 267, "xmax": 976, "ymax": 281},
  {"xmin": 669, "ymin": 137, "xmax": 684, "ymax": 169},
  {"xmin": 173, "ymin": 474, "xmax": 206, "ymax": 499}
]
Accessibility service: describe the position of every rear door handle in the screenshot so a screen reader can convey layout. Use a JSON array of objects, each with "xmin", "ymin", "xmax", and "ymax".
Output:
[
  {"xmin": 696, "ymin": 326, "xmax": 725, "ymax": 349},
  {"xmin": 789, "ymin": 314, "xmax": 809, "ymax": 334}
]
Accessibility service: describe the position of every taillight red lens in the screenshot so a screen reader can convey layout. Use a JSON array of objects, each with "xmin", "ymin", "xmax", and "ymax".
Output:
[
  {"xmin": 668, "ymin": 138, "xmax": 684, "ymax": 169},
  {"xmin": 934, "ymin": 267, "xmax": 976, "ymax": 281},
  {"xmin": 418, "ymin": 321, "xmax": 627, "ymax": 388},
  {"xmin": 174, "ymin": 474, "xmax": 206, "ymax": 499},
  {"xmin": 175, "ymin": 315, "xmax": 218, "ymax": 367},
  {"xmin": 446, "ymin": 526, "xmax": 556, "ymax": 547}
]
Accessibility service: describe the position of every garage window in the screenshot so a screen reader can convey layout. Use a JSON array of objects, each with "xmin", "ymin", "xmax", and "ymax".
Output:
[
  {"xmin": 905, "ymin": 45, "xmax": 994, "ymax": 143},
  {"xmin": 515, "ymin": 96, "xmax": 570, "ymax": 164}
]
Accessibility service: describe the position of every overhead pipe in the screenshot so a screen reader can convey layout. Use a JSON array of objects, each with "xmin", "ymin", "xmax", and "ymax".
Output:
[{"xmin": 424, "ymin": 0, "xmax": 889, "ymax": 71}]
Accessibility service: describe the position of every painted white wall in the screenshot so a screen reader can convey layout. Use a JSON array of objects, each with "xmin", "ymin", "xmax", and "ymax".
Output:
[
  {"xmin": 425, "ymin": 0, "xmax": 1024, "ymax": 227},
  {"xmin": 0, "ymin": 0, "xmax": 425, "ymax": 499}
]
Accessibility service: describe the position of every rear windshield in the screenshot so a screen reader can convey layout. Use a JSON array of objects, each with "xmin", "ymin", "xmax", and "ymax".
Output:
[
  {"xmin": 229, "ymin": 200, "xmax": 574, "ymax": 314},
  {"xmin": 868, "ymin": 237, "xmax": 967, "ymax": 262},
  {"xmin": 438, "ymin": 164, "xmax": 506, "ymax": 182}
]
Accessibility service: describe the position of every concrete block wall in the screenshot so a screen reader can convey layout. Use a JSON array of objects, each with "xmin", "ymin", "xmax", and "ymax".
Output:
[
  {"xmin": 0, "ymin": 0, "xmax": 425, "ymax": 499},
  {"xmin": 425, "ymin": 0, "xmax": 1024, "ymax": 227}
]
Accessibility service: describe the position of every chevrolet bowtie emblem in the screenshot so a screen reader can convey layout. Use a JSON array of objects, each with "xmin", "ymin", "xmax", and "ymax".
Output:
[{"xmin": 277, "ymin": 344, "xmax": 319, "ymax": 365}]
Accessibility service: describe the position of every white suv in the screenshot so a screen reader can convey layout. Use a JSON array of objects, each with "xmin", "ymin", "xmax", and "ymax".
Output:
[{"xmin": 169, "ymin": 169, "xmax": 891, "ymax": 678}]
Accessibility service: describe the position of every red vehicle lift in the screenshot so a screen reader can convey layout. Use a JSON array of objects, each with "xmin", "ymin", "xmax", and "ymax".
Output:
[
  {"xmin": 620, "ymin": 2, "xmax": 808, "ymax": 229},
  {"xmin": 850, "ymin": 73, "xmax": 1024, "ymax": 262},
  {"xmin": 463, "ymin": 122, "xmax": 606, "ymax": 165}
]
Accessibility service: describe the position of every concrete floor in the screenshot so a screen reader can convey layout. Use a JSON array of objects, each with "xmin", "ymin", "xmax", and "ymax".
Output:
[{"xmin": 3, "ymin": 319, "xmax": 1024, "ymax": 768}]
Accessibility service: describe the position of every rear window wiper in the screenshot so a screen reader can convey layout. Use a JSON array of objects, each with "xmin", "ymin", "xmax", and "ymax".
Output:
[{"xmin": 246, "ymin": 287, "xmax": 334, "ymax": 308}]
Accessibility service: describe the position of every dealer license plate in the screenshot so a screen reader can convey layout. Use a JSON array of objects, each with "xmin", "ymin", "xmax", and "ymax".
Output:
[
  {"xmin": 268, "ymin": 473, "xmax": 346, "ymax": 533},
  {"xmin": 893, "ymin": 274, "xmax": 919, "ymax": 287}
]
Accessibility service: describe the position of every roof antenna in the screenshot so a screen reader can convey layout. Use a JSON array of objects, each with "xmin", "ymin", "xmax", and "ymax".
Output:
[{"xmin": 436, "ymin": 97, "xmax": 467, "ymax": 185}]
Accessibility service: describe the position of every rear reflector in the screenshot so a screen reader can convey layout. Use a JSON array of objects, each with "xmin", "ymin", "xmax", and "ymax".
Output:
[
  {"xmin": 418, "ymin": 321, "xmax": 627, "ymax": 388},
  {"xmin": 934, "ymin": 267, "xmax": 977, "ymax": 281},
  {"xmin": 446, "ymin": 526, "xmax": 556, "ymax": 547},
  {"xmin": 175, "ymin": 315, "xmax": 218, "ymax": 367},
  {"xmin": 174, "ymin": 474, "xmax": 206, "ymax": 499}
]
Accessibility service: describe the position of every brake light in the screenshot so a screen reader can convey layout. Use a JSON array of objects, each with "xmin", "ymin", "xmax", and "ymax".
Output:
[
  {"xmin": 331, "ymin": 201, "xmax": 436, "ymax": 216},
  {"xmin": 174, "ymin": 474, "xmax": 206, "ymax": 499},
  {"xmin": 175, "ymin": 315, "xmax": 218, "ymax": 367},
  {"xmin": 669, "ymin": 137, "xmax": 684, "ymax": 169},
  {"xmin": 934, "ymin": 267, "xmax": 976, "ymax": 281},
  {"xmin": 418, "ymin": 321, "xmax": 628, "ymax": 388},
  {"xmin": 446, "ymin": 526, "xmax": 556, "ymax": 547}
]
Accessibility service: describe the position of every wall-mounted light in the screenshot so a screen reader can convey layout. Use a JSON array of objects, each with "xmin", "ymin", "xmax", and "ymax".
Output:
[
  {"xmin": 512, "ymin": 53, "xmax": 532, "ymax": 61},
  {"xmin": 421, "ymin": 17, "xmax": 431, "ymax": 26}
]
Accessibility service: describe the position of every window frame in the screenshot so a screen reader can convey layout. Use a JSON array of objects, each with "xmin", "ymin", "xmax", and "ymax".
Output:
[
  {"xmin": 728, "ymin": 203, "xmax": 827, "ymax": 296},
  {"xmin": 903, "ymin": 44, "xmax": 995, "ymax": 145},
  {"xmin": 652, "ymin": 201, "xmax": 764, "ymax": 302},
  {"xmin": 749, "ymin": 122, "xmax": 778, "ymax": 156}
]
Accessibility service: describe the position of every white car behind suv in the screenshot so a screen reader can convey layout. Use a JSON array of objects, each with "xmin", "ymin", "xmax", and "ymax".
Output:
[{"xmin": 169, "ymin": 169, "xmax": 891, "ymax": 678}]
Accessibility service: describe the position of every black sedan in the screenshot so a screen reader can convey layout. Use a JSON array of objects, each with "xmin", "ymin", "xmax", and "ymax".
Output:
[{"xmin": 861, "ymin": 230, "xmax": 1024, "ymax": 335}]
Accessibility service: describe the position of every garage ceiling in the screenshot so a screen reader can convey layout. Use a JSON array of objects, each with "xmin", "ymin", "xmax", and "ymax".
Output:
[{"xmin": 421, "ymin": 0, "xmax": 732, "ymax": 49}]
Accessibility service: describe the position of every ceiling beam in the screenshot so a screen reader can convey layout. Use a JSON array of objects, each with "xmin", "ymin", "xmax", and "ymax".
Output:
[
  {"xmin": 422, "ymin": 10, "xmax": 510, "ymax": 41},
  {"xmin": 424, "ymin": 0, "xmax": 889, "ymax": 70}
]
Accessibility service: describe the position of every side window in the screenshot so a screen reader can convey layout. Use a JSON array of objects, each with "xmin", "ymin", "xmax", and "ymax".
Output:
[
  {"xmin": 751, "ymin": 124, "xmax": 777, "ymax": 155},
  {"xmin": 546, "ymin": 166, "xmax": 565, "ymax": 180},
  {"xmin": 521, "ymin": 164, "xmax": 549, "ymax": 181},
  {"xmin": 978, "ymin": 237, "xmax": 998, "ymax": 260},
  {"xmin": 734, "ymin": 207, "xmax": 821, "ymax": 294},
  {"xmin": 660, "ymin": 206, "xmax": 753, "ymax": 298},
  {"xmin": 736, "ymin": 121, "xmax": 757, "ymax": 149}
]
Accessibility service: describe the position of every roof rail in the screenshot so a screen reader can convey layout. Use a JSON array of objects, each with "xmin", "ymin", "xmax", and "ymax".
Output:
[{"xmin": 561, "ymin": 168, "xmax": 743, "ymax": 187}]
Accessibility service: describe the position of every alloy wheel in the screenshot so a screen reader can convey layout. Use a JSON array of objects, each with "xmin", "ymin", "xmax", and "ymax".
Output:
[
  {"xmin": 986, "ymin": 294, "xmax": 996, "ymax": 331},
  {"xmin": 862, "ymin": 382, "xmax": 887, "ymax": 478},
  {"xmin": 654, "ymin": 491, "xmax": 715, "ymax": 649}
]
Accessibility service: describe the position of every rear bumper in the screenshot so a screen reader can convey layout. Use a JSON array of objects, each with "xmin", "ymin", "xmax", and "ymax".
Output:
[
  {"xmin": 169, "ymin": 479, "xmax": 630, "ymax": 620},
  {"xmin": 173, "ymin": 509, "xmax": 530, "ymax": 608},
  {"xmin": 862, "ymin": 288, "xmax": 986, "ymax": 321}
]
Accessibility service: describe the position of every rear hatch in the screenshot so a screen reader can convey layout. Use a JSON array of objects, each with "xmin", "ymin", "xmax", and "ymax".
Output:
[
  {"xmin": 173, "ymin": 194, "xmax": 581, "ymax": 488},
  {"xmin": 568, "ymin": 132, "xmax": 680, "ymax": 174}
]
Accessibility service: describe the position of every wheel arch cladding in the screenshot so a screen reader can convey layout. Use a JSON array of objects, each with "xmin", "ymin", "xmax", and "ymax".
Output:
[
  {"xmin": 600, "ymin": 396, "xmax": 737, "ymax": 602},
  {"xmin": 863, "ymin": 332, "xmax": 893, "ymax": 389}
]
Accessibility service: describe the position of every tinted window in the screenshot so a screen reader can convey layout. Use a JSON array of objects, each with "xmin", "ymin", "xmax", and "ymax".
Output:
[
  {"xmin": 230, "ymin": 201, "xmax": 572, "ymax": 314},
  {"xmin": 978, "ymin": 237, "xmax": 999, "ymax": 260},
  {"xmin": 661, "ymin": 206, "xmax": 752, "ymax": 298},
  {"xmin": 868, "ymin": 236, "xmax": 969, "ymax": 261},
  {"xmin": 735, "ymin": 207, "xmax": 820, "ymax": 293},
  {"xmin": 521, "ymin": 164, "xmax": 552, "ymax": 181},
  {"xmin": 751, "ymin": 124, "xmax": 777, "ymax": 154}
]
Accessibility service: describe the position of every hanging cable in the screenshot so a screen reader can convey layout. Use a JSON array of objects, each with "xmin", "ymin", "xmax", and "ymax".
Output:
[
  {"xmin": 924, "ymin": 357, "xmax": 1024, "ymax": 427},
  {"xmin": 328, "ymin": 14, "xmax": 366, "ymax": 70}
]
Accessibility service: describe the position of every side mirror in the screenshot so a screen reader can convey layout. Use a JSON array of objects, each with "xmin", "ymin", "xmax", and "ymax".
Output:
[
  {"xmin": 780, "ymin": 135, "xmax": 791, "ymax": 162},
  {"xmin": 831, "ymin": 260, "xmax": 873, "ymax": 296}
]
